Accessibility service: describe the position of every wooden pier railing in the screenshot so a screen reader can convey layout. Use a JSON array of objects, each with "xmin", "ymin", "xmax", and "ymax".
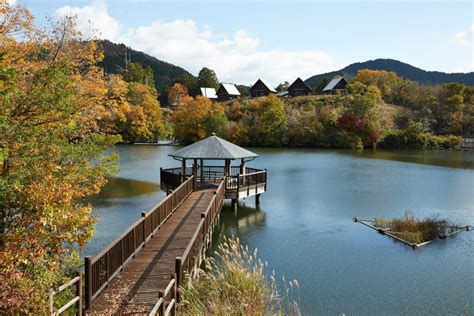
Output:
[
  {"xmin": 149, "ymin": 275, "xmax": 178, "ymax": 316},
  {"xmin": 84, "ymin": 176, "xmax": 194, "ymax": 309},
  {"xmin": 148, "ymin": 180, "xmax": 224, "ymax": 314},
  {"xmin": 49, "ymin": 273, "xmax": 82, "ymax": 316},
  {"xmin": 175, "ymin": 181, "xmax": 225, "ymax": 287}
]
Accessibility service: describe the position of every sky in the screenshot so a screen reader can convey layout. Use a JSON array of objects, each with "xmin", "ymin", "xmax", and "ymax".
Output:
[{"xmin": 9, "ymin": 0, "xmax": 474, "ymax": 85}]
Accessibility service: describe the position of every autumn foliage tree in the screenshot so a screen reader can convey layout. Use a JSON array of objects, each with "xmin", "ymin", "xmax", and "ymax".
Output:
[
  {"xmin": 338, "ymin": 82, "xmax": 383, "ymax": 148},
  {"xmin": 0, "ymin": 3, "xmax": 120, "ymax": 312},
  {"xmin": 167, "ymin": 82, "xmax": 189, "ymax": 107},
  {"xmin": 170, "ymin": 95, "xmax": 229, "ymax": 144}
]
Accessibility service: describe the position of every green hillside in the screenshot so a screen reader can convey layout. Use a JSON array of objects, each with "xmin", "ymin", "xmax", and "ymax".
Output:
[
  {"xmin": 305, "ymin": 59, "xmax": 474, "ymax": 89},
  {"xmin": 98, "ymin": 40, "xmax": 191, "ymax": 94}
]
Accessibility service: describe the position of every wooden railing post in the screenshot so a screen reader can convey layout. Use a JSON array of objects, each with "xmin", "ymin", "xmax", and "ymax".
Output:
[
  {"xmin": 237, "ymin": 174, "xmax": 240, "ymax": 194},
  {"xmin": 141, "ymin": 212, "xmax": 146, "ymax": 245},
  {"xmin": 265, "ymin": 169, "xmax": 267, "ymax": 191},
  {"xmin": 121, "ymin": 238, "xmax": 124, "ymax": 269},
  {"xmin": 84, "ymin": 257, "xmax": 92, "ymax": 310},
  {"xmin": 77, "ymin": 271, "xmax": 83, "ymax": 316},
  {"xmin": 49, "ymin": 290, "xmax": 54, "ymax": 315},
  {"xmin": 106, "ymin": 251, "xmax": 110, "ymax": 285},
  {"xmin": 171, "ymin": 274, "xmax": 177, "ymax": 316},
  {"xmin": 175, "ymin": 257, "xmax": 182, "ymax": 302},
  {"xmin": 158, "ymin": 291, "xmax": 165, "ymax": 316}
]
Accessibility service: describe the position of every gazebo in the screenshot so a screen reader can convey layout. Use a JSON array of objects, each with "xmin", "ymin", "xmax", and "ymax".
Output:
[{"xmin": 160, "ymin": 133, "xmax": 267, "ymax": 205}]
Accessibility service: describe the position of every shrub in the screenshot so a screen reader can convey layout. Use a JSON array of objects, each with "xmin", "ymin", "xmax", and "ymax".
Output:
[
  {"xmin": 179, "ymin": 237, "xmax": 300, "ymax": 315},
  {"xmin": 373, "ymin": 211, "xmax": 448, "ymax": 244}
]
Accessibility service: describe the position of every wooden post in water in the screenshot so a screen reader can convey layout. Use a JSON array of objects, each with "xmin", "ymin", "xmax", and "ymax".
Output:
[{"xmin": 256, "ymin": 194, "xmax": 260, "ymax": 205}]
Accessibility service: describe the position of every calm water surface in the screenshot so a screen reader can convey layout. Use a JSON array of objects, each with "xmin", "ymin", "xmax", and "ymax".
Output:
[{"xmin": 85, "ymin": 146, "xmax": 474, "ymax": 315}]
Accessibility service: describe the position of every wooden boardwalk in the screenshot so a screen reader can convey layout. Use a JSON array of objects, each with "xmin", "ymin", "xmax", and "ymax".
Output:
[{"xmin": 87, "ymin": 183, "xmax": 221, "ymax": 315}]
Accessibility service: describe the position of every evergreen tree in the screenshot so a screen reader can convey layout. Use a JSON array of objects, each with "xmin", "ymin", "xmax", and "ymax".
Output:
[{"xmin": 197, "ymin": 67, "xmax": 219, "ymax": 89}]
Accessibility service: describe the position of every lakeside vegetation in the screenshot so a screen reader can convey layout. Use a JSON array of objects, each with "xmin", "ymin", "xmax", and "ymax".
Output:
[
  {"xmin": 170, "ymin": 73, "xmax": 471, "ymax": 149},
  {"xmin": 180, "ymin": 237, "xmax": 300, "ymax": 315}
]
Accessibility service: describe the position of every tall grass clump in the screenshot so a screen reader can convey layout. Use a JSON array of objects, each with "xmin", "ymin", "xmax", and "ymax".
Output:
[{"xmin": 179, "ymin": 237, "xmax": 300, "ymax": 315}]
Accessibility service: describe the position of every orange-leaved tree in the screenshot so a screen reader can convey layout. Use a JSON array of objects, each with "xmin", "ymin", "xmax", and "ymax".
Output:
[{"xmin": 0, "ymin": 3, "xmax": 120, "ymax": 312}]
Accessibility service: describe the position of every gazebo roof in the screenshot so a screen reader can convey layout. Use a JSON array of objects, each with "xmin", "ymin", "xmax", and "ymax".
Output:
[{"xmin": 169, "ymin": 133, "xmax": 258, "ymax": 160}]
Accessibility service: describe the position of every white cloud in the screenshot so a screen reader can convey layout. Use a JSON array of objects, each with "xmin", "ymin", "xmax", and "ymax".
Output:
[
  {"xmin": 56, "ymin": 1, "xmax": 338, "ymax": 85},
  {"xmin": 7, "ymin": 0, "xmax": 17, "ymax": 6},
  {"xmin": 454, "ymin": 25, "xmax": 473, "ymax": 46},
  {"xmin": 56, "ymin": 0, "xmax": 123, "ymax": 41}
]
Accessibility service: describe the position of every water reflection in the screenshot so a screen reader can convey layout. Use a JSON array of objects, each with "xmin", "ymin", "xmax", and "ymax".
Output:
[
  {"xmin": 212, "ymin": 203, "xmax": 266, "ymax": 247},
  {"xmin": 345, "ymin": 149, "xmax": 474, "ymax": 169},
  {"xmin": 93, "ymin": 177, "xmax": 159, "ymax": 200}
]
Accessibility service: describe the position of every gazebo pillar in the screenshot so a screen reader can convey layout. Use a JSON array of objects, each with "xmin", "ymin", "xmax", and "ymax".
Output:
[
  {"xmin": 193, "ymin": 159, "xmax": 198, "ymax": 188},
  {"xmin": 224, "ymin": 159, "xmax": 231, "ymax": 176},
  {"xmin": 181, "ymin": 159, "xmax": 186, "ymax": 181},
  {"xmin": 200, "ymin": 159, "xmax": 204, "ymax": 182},
  {"xmin": 240, "ymin": 158, "xmax": 246, "ymax": 186},
  {"xmin": 239, "ymin": 158, "xmax": 245, "ymax": 175}
]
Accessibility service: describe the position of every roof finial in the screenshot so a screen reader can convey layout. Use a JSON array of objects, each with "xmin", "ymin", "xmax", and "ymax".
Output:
[{"xmin": 212, "ymin": 132, "xmax": 216, "ymax": 136}]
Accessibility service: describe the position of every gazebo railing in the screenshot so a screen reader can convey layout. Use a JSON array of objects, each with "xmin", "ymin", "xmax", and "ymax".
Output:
[
  {"xmin": 161, "ymin": 166, "xmax": 266, "ymax": 195},
  {"xmin": 225, "ymin": 169, "xmax": 267, "ymax": 192}
]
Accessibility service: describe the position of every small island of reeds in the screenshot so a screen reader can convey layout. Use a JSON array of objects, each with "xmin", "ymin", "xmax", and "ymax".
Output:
[{"xmin": 354, "ymin": 212, "xmax": 471, "ymax": 248}]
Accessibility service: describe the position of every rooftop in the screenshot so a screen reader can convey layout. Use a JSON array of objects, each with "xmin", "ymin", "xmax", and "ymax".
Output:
[
  {"xmin": 219, "ymin": 83, "xmax": 241, "ymax": 96},
  {"xmin": 323, "ymin": 77, "xmax": 347, "ymax": 92},
  {"xmin": 253, "ymin": 79, "xmax": 277, "ymax": 93},
  {"xmin": 169, "ymin": 133, "xmax": 258, "ymax": 160},
  {"xmin": 200, "ymin": 87, "xmax": 217, "ymax": 99}
]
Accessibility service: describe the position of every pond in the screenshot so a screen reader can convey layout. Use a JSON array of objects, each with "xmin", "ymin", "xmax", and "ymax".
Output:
[{"xmin": 84, "ymin": 146, "xmax": 474, "ymax": 315}]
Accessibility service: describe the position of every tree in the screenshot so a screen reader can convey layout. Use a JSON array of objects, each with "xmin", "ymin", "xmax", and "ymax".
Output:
[
  {"xmin": 433, "ymin": 83, "xmax": 466, "ymax": 135},
  {"xmin": 314, "ymin": 78, "xmax": 330, "ymax": 93},
  {"xmin": 167, "ymin": 82, "xmax": 189, "ymax": 107},
  {"xmin": 253, "ymin": 95, "xmax": 287, "ymax": 146},
  {"xmin": 123, "ymin": 62, "xmax": 155, "ymax": 89},
  {"xmin": 174, "ymin": 73, "xmax": 199, "ymax": 96},
  {"xmin": 236, "ymin": 85, "xmax": 250, "ymax": 98},
  {"xmin": 167, "ymin": 96, "xmax": 229, "ymax": 142},
  {"xmin": 276, "ymin": 81, "xmax": 290, "ymax": 92},
  {"xmin": 204, "ymin": 102, "xmax": 228, "ymax": 137},
  {"xmin": 171, "ymin": 96, "xmax": 213, "ymax": 144},
  {"xmin": 338, "ymin": 82, "xmax": 383, "ymax": 148},
  {"xmin": 352, "ymin": 69, "xmax": 404, "ymax": 103},
  {"xmin": 0, "ymin": 4, "xmax": 119, "ymax": 312},
  {"xmin": 197, "ymin": 67, "xmax": 219, "ymax": 90},
  {"xmin": 125, "ymin": 82, "xmax": 165, "ymax": 142}
]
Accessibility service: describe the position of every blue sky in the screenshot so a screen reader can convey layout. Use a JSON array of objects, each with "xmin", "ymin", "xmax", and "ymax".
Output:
[{"xmin": 14, "ymin": 0, "xmax": 474, "ymax": 85}]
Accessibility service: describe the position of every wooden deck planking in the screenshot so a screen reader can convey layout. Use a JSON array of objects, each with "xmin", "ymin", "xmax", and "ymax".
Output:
[{"xmin": 87, "ymin": 185, "xmax": 218, "ymax": 315}]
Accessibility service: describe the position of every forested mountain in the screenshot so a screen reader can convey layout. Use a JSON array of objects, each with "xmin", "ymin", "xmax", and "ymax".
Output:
[
  {"xmin": 98, "ymin": 40, "xmax": 191, "ymax": 94},
  {"xmin": 305, "ymin": 59, "xmax": 474, "ymax": 88}
]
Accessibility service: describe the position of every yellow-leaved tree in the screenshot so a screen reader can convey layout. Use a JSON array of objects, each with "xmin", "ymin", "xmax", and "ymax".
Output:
[{"xmin": 0, "ymin": 3, "xmax": 122, "ymax": 312}]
